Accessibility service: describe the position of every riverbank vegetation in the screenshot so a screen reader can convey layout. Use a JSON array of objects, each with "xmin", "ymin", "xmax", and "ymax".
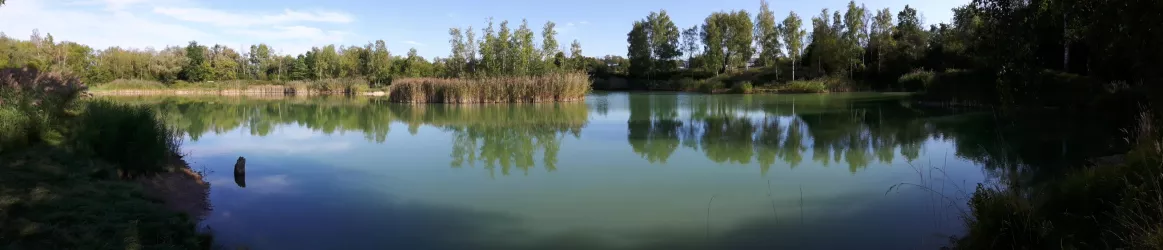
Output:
[
  {"xmin": 0, "ymin": 68, "xmax": 211, "ymax": 248},
  {"xmin": 0, "ymin": 16, "xmax": 590, "ymax": 98},
  {"xmin": 387, "ymin": 72, "xmax": 589, "ymax": 103}
]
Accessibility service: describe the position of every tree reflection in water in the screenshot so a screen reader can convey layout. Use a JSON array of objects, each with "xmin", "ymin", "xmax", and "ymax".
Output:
[{"xmin": 103, "ymin": 93, "xmax": 1118, "ymax": 182}]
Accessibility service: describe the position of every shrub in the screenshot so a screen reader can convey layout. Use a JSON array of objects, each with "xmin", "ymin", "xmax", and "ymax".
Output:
[
  {"xmin": 697, "ymin": 79, "xmax": 723, "ymax": 94},
  {"xmin": 782, "ymin": 80, "xmax": 828, "ymax": 93},
  {"xmin": 677, "ymin": 78, "xmax": 699, "ymax": 91},
  {"xmin": 959, "ymin": 111, "xmax": 1163, "ymax": 249},
  {"xmin": 388, "ymin": 72, "xmax": 591, "ymax": 103},
  {"xmin": 0, "ymin": 68, "xmax": 86, "ymax": 151},
  {"xmin": 898, "ymin": 70, "xmax": 935, "ymax": 91},
  {"xmin": 731, "ymin": 81, "xmax": 754, "ymax": 94},
  {"xmin": 72, "ymin": 100, "xmax": 180, "ymax": 178}
]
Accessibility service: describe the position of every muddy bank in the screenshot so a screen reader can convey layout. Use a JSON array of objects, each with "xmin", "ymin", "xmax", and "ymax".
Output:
[{"xmin": 137, "ymin": 155, "xmax": 212, "ymax": 220}]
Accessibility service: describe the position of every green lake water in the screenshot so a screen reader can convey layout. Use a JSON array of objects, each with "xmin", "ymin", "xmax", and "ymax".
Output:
[{"xmin": 106, "ymin": 92, "xmax": 997, "ymax": 249}]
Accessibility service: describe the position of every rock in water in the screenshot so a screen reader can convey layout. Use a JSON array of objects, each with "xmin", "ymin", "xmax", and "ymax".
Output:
[
  {"xmin": 233, "ymin": 156, "xmax": 247, "ymax": 188},
  {"xmin": 234, "ymin": 156, "xmax": 246, "ymax": 176},
  {"xmin": 234, "ymin": 172, "xmax": 247, "ymax": 188}
]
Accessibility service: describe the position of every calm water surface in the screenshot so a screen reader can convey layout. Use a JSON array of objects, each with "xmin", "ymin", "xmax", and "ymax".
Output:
[{"xmin": 110, "ymin": 93, "xmax": 993, "ymax": 249}]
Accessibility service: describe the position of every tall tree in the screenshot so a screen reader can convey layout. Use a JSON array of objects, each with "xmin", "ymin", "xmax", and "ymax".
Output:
[
  {"xmin": 869, "ymin": 8, "xmax": 894, "ymax": 73},
  {"xmin": 754, "ymin": 0, "xmax": 782, "ymax": 68},
  {"xmin": 627, "ymin": 21, "xmax": 653, "ymax": 78},
  {"xmin": 368, "ymin": 40, "xmax": 391, "ymax": 85},
  {"xmin": 448, "ymin": 27, "xmax": 467, "ymax": 77},
  {"xmin": 497, "ymin": 20, "xmax": 513, "ymax": 74},
  {"xmin": 464, "ymin": 26, "xmax": 477, "ymax": 75},
  {"xmin": 702, "ymin": 10, "xmax": 754, "ymax": 74},
  {"xmin": 680, "ymin": 25, "xmax": 701, "ymax": 68},
  {"xmin": 893, "ymin": 5, "xmax": 926, "ymax": 66},
  {"xmin": 541, "ymin": 21, "xmax": 559, "ymax": 72},
  {"xmin": 480, "ymin": 18, "xmax": 498, "ymax": 76},
  {"xmin": 511, "ymin": 19, "xmax": 536, "ymax": 76},
  {"xmin": 181, "ymin": 41, "xmax": 209, "ymax": 82},
  {"xmin": 569, "ymin": 40, "xmax": 583, "ymax": 71},
  {"xmin": 648, "ymin": 10, "xmax": 682, "ymax": 72},
  {"xmin": 843, "ymin": 1, "xmax": 868, "ymax": 71},
  {"xmin": 779, "ymin": 11, "xmax": 806, "ymax": 80}
]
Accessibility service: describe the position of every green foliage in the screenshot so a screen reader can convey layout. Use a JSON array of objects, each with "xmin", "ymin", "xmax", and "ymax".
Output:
[
  {"xmin": 697, "ymin": 79, "xmax": 723, "ymax": 94},
  {"xmin": 782, "ymin": 80, "xmax": 828, "ymax": 93},
  {"xmin": 0, "ymin": 68, "xmax": 86, "ymax": 152},
  {"xmin": 897, "ymin": 70, "xmax": 934, "ymax": 91},
  {"xmin": 779, "ymin": 11, "xmax": 807, "ymax": 80},
  {"xmin": 0, "ymin": 149, "xmax": 208, "ymax": 249},
  {"xmin": 961, "ymin": 113, "xmax": 1163, "ymax": 249},
  {"xmin": 731, "ymin": 81, "xmax": 754, "ymax": 94},
  {"xmin": 92, "ymin": 79, "xmax": 168, "ymax": 90},
  {"xmin": 702, "ymin": 10, "xmax": 754, "ymax": 74},
  {"xmin": 0, "ymin": 68, "xmax": 209, "ymax": 249},
  {"xmin": 754, "ymin": 0, "xmax": 781, "ymax": 68},
  {"xmin": 72, "ymin": 101, "xmax": 179, "ymax": 177}
]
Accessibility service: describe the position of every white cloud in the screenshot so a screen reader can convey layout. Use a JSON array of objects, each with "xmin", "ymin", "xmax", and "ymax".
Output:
[
  {"xmin": 153, "ymin": 7, "xmax": 353, "ymax": 27},
  {"xmin": 0, "ymin": 0, "xmax": 356, "ymax": 56},
  {"xmin": 578, "ymin": 21, "xmax": 589, "ymax": 25},
  {"xmin": 404, "ymin": 40, "xmax": 425, "ymax": 46},
  {"xmin": 0, "ymin": 0, "xmax": 215, "ymax": 49}
]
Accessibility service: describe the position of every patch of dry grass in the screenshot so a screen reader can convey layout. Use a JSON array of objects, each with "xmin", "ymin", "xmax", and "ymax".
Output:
[{"xmin": 388, "ymin": 72, "xmax": 590, "ymax": 103}]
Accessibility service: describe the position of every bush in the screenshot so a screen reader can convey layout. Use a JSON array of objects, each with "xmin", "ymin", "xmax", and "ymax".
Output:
[
  {"xmin": 0, "ymin": 68, "xmax": 86, "ymax": 151},
  {"xmin": 677, "ymin": 78, "xmax": 699, "ymax": 91},
  {"xmin": 72, "ymin": 100, "xmax": 180, "ymax": 178},
  {"xmin": 731, "ymin": 81, "xmax": 754, "ymax": 94},
  {"xmin": 697, "ymin": 79, "xmax": 723, "ymax": 94},
  {"xmin": 959, "ymin": 112, "xmax": 1163, "ymax": 249},
  {"xmin": 782, "ymin": 80, "xmax": 828, "ymax": 93},
  {"xmin": 898, "ymin": 70, "xmax": 935, "ymax": 91}
]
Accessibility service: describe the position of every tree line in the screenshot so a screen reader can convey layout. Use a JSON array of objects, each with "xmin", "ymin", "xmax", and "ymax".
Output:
[
  {"xmin": 608, "ymin": 0, "xmax": 1162, "ymax": 106},
  {"xmin": 0, "ymin": 17, "xmax": 586, "ymax": 87},
  {"xmin": 610, "ymin": 1, "xmax": 938, "ymax": 89}
]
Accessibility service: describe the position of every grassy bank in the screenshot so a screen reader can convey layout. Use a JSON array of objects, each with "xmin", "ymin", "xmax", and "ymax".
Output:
[
  {"xmin": 388, "ymin": 72, "xmax": 590, "ymax": 103},
  {"xmin": 0, "ymin": 68, "xmax": 211, "ymax": 249},
  {"xmin": 959, "ymin": 110, "xmax": 1163, "ymax": 249},
  {"xmin": 90, "ymin": 78, "xmax": 378, "ymax": 95}
]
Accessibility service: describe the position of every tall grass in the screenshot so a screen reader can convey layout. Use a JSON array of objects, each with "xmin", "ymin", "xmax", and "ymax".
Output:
[
  {"xmin": 959, "ymin": 109, "xmax": 1163, "ymax": 249},
  {"xmin": 0, "ymin": 67, "xmax": 210, "ymax": 249},
  {"xmin": 388, "ymin": 72, "xmax": 590, "ymax": 103},
  {"xmin": 731, "ymin": 81, "xmax": 755, "ymax": 94},
  {"xmin": 0, "ymin": 68, "xmax": 86, "ymax": 152},
  {"xmin": 92, "ymin": 78, "xmax": 372, "ymax": 95},
  {"xmin": 93, "ymin": 79, "xmax": 168, "ymax": 90},
  {"xmin": 72, "ymin": 100, "xmax": 181, "ymax": 178},
  {"xmin": 898, "ymin": 70, "xmax": 935, "ymax": 91},
  {"xmin": 781, "ymin": 80, "xmax": 828, "ymax": 93}
]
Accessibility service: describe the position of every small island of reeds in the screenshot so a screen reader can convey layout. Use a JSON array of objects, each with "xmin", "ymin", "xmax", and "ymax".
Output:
[{"xmin": 388, "ymin": 72, "xmax": 590, "ymax": 103}]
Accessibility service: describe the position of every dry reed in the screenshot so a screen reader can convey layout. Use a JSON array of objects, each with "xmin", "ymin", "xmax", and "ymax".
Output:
[{"xmin": 387, "ymin": 72, "xmax": 591, "ymax": 103}]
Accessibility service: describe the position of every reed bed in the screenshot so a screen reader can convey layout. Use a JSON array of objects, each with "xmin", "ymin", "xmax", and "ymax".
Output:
[
  {"xmin": 388, "ymin": 72, "xmax": 590, "ymax": 103},
  {"xmin": 91, "ymin": 78, "xmax": 372, "ymax": 95}
]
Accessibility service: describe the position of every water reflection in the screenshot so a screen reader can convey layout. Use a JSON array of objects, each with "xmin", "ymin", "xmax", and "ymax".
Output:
[
  {"xmin": 103, "ymin": 93, "xmax": 1109, "ymax": 180},
  {"xmin": 618, "ymin": 93, "xmax": 934, "ymax": 174},
  {"xmin": 97, "ymin": 93, "xmax": 1121, "ymax": 249}
]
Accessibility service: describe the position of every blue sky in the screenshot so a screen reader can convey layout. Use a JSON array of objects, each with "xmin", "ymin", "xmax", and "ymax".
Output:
[{"xmin": 0, "ymin": 0, "xmax": 967, "ymax": 59}]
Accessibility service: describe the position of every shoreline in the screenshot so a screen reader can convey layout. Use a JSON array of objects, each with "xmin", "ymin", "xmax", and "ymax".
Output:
[
  {"xmin": 136, "ymin": 154, "xmax": 212, "ymax": 221},
  {"xmin": 90, "ymin": 89, "xmax": 388, "ymax": 97}
]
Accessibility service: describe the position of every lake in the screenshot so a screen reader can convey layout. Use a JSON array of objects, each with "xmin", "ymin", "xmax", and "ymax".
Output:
[{"xmin": 105, "ymin": 93, "xmax": 995, "ymax": 249}]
